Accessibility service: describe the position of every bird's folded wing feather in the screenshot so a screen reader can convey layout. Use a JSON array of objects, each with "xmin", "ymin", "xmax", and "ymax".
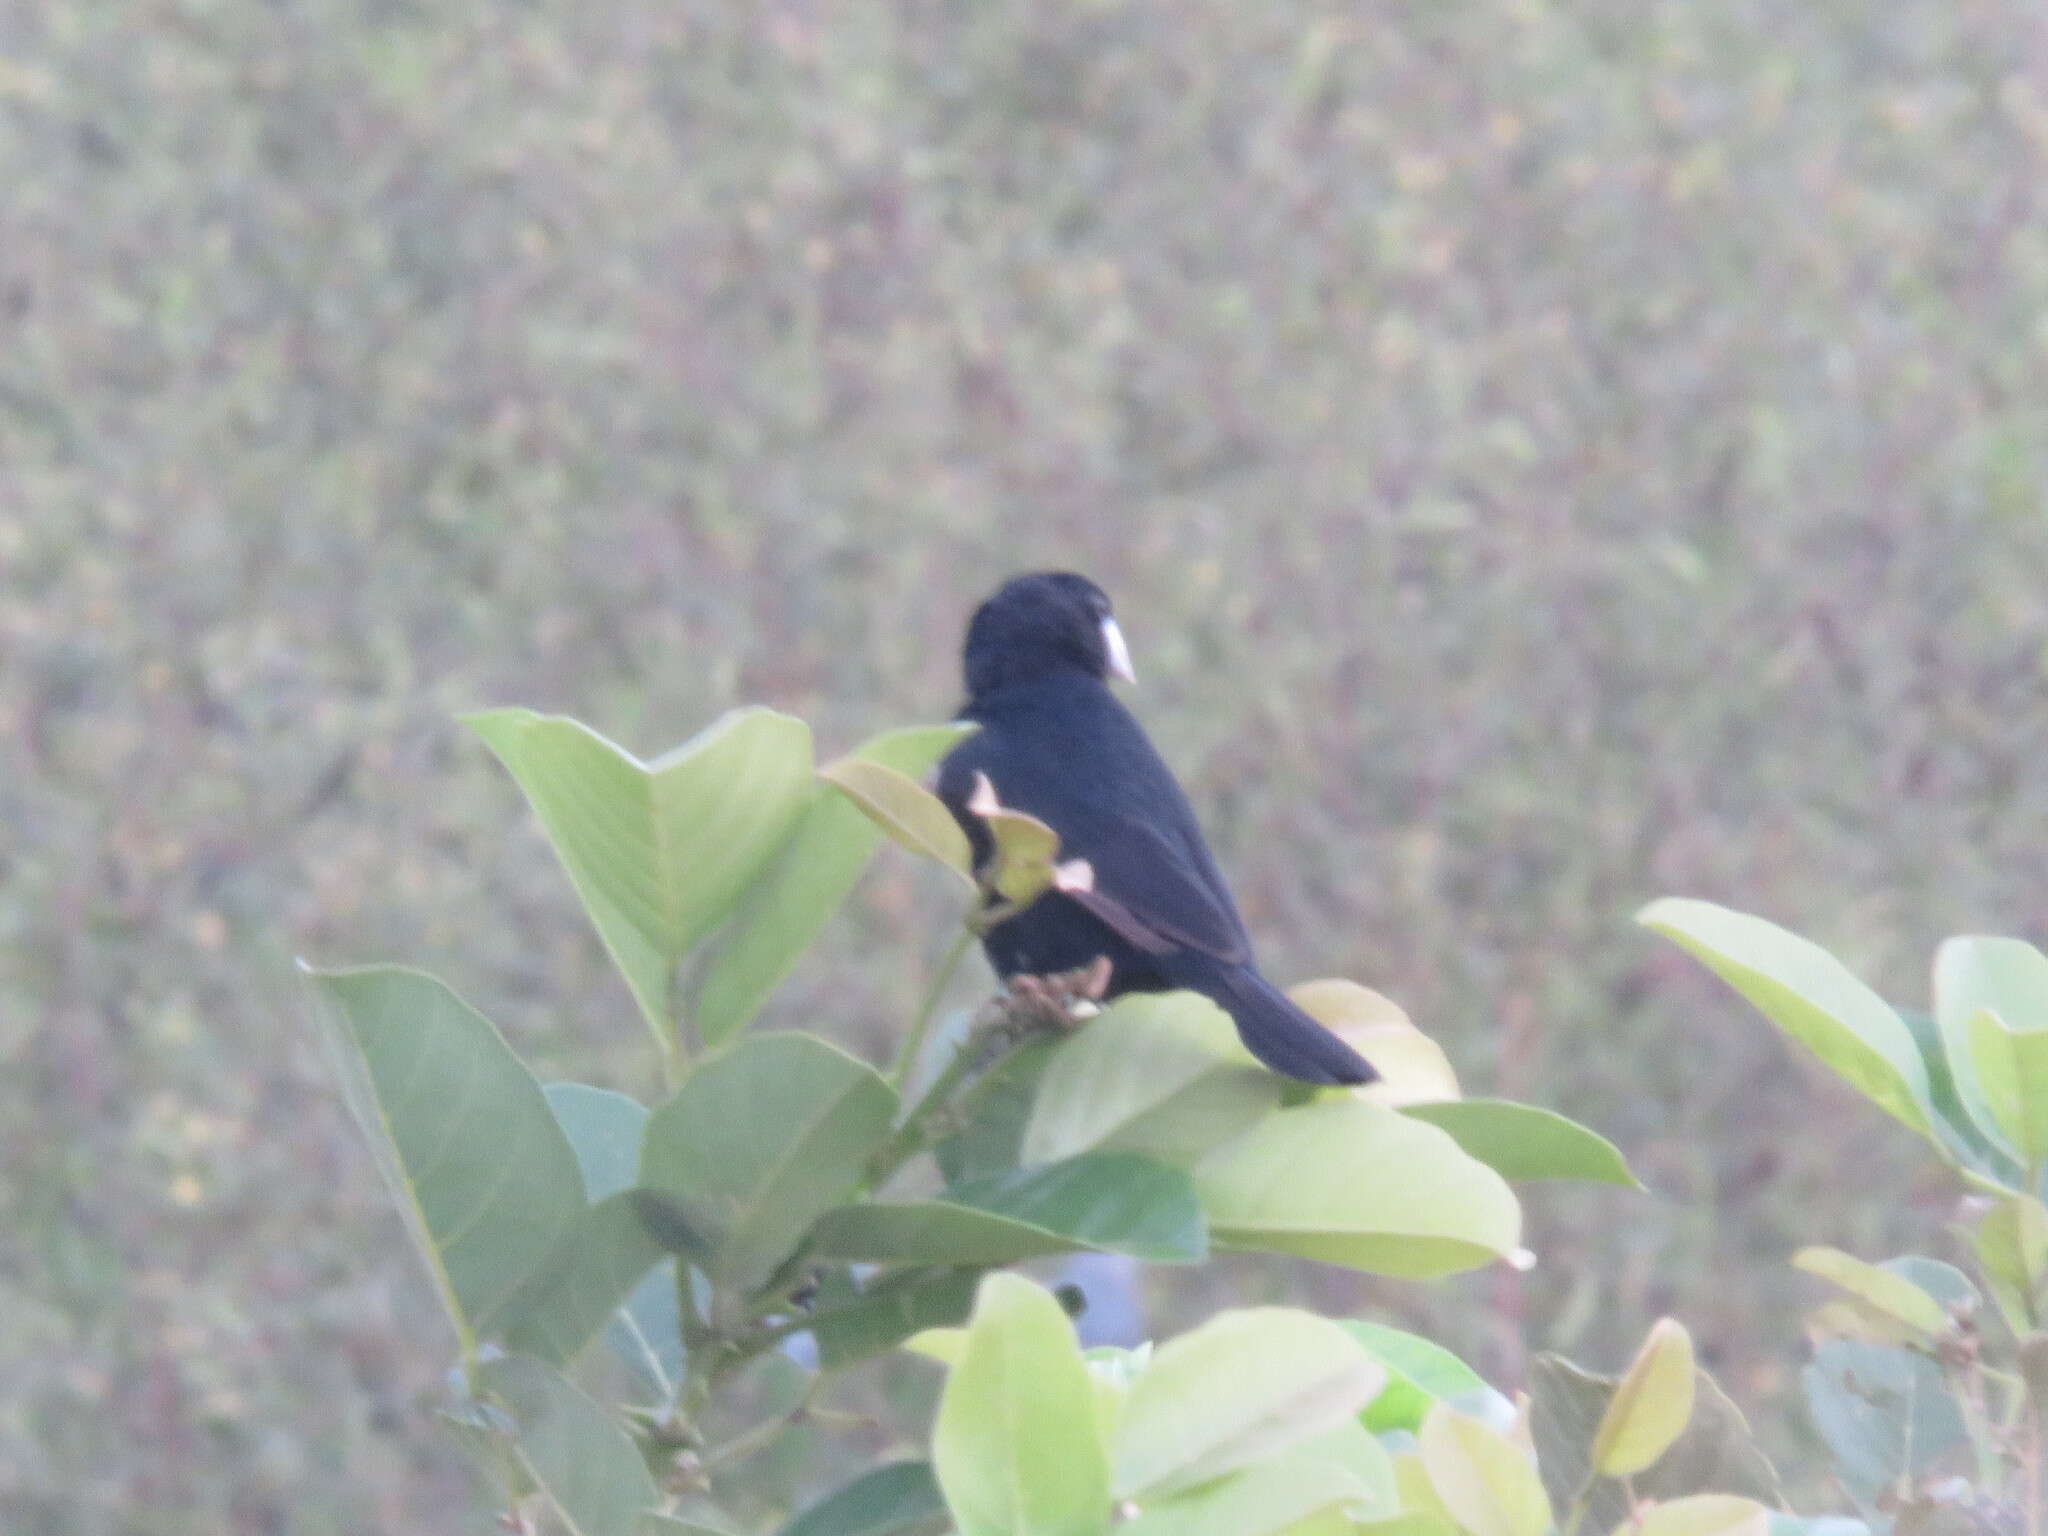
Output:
[{"xmin": 1059, "ymin": 814, "xmax": 1252, "ymax": 965}]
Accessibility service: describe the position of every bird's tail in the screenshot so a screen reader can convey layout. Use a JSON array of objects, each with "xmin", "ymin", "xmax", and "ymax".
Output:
[{"xmin": 1183, "ymin": 958, "xmax": 1379, "ymax": 1086}]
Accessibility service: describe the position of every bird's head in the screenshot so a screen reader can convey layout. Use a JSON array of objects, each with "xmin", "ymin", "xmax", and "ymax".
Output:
[{"xmin": 963, "ymin": 571, "xmax": 1136, "ymax": 699}]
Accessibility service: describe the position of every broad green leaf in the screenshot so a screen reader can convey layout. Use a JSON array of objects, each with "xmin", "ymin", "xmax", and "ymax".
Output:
[
  {"xmin": 306, "ymin": 965, "xmax": 584, "ymax": 1352},
  {"xmin": 1528, "ymin": 1355, "xmax": 1783, "ymax": 1527},
  {"xmin": 1932, "ymin": 938, "xmax": 2048, "ymax": 1162},
  {"xmin": 1021, "ymin": 993, "xmax": 1281, "ymax": 1167},
  {"xmin": 641, "ymin": 1516, "xmax": 741, "ymax": 1536},
  {"xmin": 1590, "ymin": 1318, "xmax": 1695, "ymax": 1478},
  {"xmin": 1119, "ymin": 1456, "xmax": 1374, "ymax": 1536},
  {"xmin": 1292, "ymin": 1419, "xmax": 1400, "ymax": 1513},
  {"xmin": 1972, "ymin": 1193, "xmax": 2048, "ymax": 1334},
  {"xmin": 1792, "ymin": 1248, "xmax": 1951, "ymax": 1342},
  {"xmin": 1418, "ymin": 1405, "xmax": 1551, "ymax": 1536},
  {"xmin": 1894, "ymin": 1007, "xmax": 2020, "ymax": 1181},
  {"xmin": 610, "ymin": 1261, "xmax": 686, "ymax": 1404},
  {"xmin": 934, "ymin": 1037, "xmax": 1059, "ymax": 1186},
  {"xmin": 777, "ymin": 1460, "xmax": 949, "ymax": 1536},
  {"xmin": 467, "ymin": 707, "xmax": 814, "ymax": 1049},
  {"xmin": 1637, "ymin": 899, "xmax": 1935, "ymax": 1142},
  {"xmin": 1341, "ymin": 1323, "xmax": 1490, "ymax": 1434},
  {"xmin": 1113, "ymin": 1309, "xmax": 1385, "ymax": 1498},
  {"xmin": 1966, "ymin": 1008, "xmax": 2048, "ymax": 1168},
  {"xmin": 817, "ymin": 757, "xmax": 974, "ymax": 883},
  {"xmin": 1622, "ymin": 1496, "xmax": 1770, "ymax": 1536},
  {"xmin": 811, "ymin": 1152, "xmax": 1206, "ymax": 1267},
  {"xmin": 932, "ymin": 1273, "xmax": 1110, "ymax": 1536},
  {"xmin": 545, "ymin": 1084, "xmax": 649, "ymax": 1200},
  {"xmin": 693, "ymin": 724, "xmax": 974, "ymax": 1045},
  {"xmin": 477, "ymin": 1354, "xmax": 659, "ymax": 1536},
  {"xmin": 1290, "ymin": 981, "xmax": 1461, "ymax": 1106},
  {"xmin": 1400, "ymin": 1100, "xmax": 1641, "ymax": 1188},
  {"xmin": 637, "ymin": 1034, "xmax": 896, "ymax": 1301},
  {"xmin": 503, "ymin": 1194, "xmax": 666, "ymax": 1367},
  {"xmin": 1801, "ymin": 1340, "xmax": 1965, "ymax": 1508},
  {"xmin": 807, "ymin": 1266, "xmax": 982, "ymax": 1370},
  {"xmin": 1195, "ymin": 1099, "xmax": 1521, "ymax": 1277}
]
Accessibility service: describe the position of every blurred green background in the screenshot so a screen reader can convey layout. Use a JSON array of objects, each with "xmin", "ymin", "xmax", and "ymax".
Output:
[{"xmin": 7, "ymin": 2, "xmax": 2048, "ymax": 1530}]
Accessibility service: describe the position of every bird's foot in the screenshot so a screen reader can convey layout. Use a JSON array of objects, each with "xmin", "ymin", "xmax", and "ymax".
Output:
[{"xmin": 1001, "ymin": 957, "xmax": 1113, "ymax": 1033}]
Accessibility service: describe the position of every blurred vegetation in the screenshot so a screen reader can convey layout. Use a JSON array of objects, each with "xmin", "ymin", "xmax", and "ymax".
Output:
[{"xmin": 5, "ymin": 1, "xmax": 2048, "ymax": 1531}]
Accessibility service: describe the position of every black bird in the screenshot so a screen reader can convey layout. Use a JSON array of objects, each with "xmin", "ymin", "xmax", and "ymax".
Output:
[{"xmin": 936, "ymin": 571, "xmax": 1379, "ymax": 1086}]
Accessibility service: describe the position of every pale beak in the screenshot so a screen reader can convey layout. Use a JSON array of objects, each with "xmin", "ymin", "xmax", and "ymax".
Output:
[{"xmin": 1101, "ymin": 616, "xmax": 1136, "ymax": 685}]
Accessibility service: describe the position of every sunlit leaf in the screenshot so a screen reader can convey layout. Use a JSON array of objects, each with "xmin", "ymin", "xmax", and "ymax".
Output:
[
  {"xmin": 1638, "ymin": 899, "xmax": 1935, "ymax": 1143},
  {"xmin": 477, "ymin": 1354, "xmax": 659, "ymax": 1536},
  {"xmin": 306, "ymin": 964, "xmax": 584, "ymax": 1354},
  {"xmin": 1113, "ymin": 1308, "xmax": 1385, "ymax": 1498},
  {"xmin": 1965, "ymin": 1008, "xmax": 2048, "ymax": 1169},
  {"xmin": 1400, "ymin": 1100, "xmax": 1640, "ymax": 1187},
  {"xmin": 1590, "ymin": 1318, "xmax": 1695, "ymax": 1478},
  {"xmin": 467, "ymin": 707, "xmax": 815, "ymax": 1050},
  {"xmin": 1119, "ymin": 1455, "xmax": 1374, "ymax": 1536},
  {"xmin": 637, "ymin": 1034, "xmax": 896, "ymax": 1302},
  {"xmin": 1932, "ymin": 937, "xmax": 2048, "ymax": 1161},
  {"xmin": 1792, "ymin": 1248, "xmax": 1951, "ymax": 1342},
  {"xmin": 1620, "ymin": 1495, "xmax": 1770, "ymax": 1536},
  {"xmin": 1528, "ymin": 1355, "xmax": 1783, "ymax": 1525},
  {"xmin": 1195, "ymin": 1099, "xmax": 1520, "ymax": 1277},
  {"xmin": 817, "ymin": 757, "xmax": 974, "ymax": 883},
  {"xmin": 1290, "ymin": 981, "xmax": 1461, "ymax": 1105},
  {"xmin": 1972, "ymin": 1193, "xmax": 2048, "ymax": 1333},
  {"xmin": 1343, "ymin": 1322, "xmax": 1491, "ymax": 1434},
  {"xmin": 812, "ymin": 1152, "xmax": 1205, "ymax": 1267},
  {"xmin": 931, "ymin": 1273, "xmax": 1110, "ymax": 1536},
  {"xmin": 694, "ymin": 724, "xmax": 975, "ymax": 1045},
  {"xmin": 1418, "ymin": 1404, "xmax": 1551, "ymax": 1536},
  {"xmin": 962, "ymin": 772, "xmax": 1067, "ymax": 906},
  {"xmin": 1021, "ymin": 992, "xmax": 1281, "ymax": 1167}
]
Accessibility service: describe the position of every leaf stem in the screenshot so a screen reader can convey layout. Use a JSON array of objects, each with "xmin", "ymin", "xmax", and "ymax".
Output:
[{"xmin": 890, "ymin": 926, "xmax": 975, "ymax": 1093}]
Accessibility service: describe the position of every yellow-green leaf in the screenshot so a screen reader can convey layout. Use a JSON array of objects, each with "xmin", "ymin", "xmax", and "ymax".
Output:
[
  {"xmin": 1792, "ymin": 1247, "xmax": 1951, "ymax": 1342},
  {"xmin": 1590, "ymin": 1318, "xmax": 1696, "ymax": 1478},
  {"xmin": 1290, "ymin": 981, "xmax": 1461, "ymax": 1105},
  {"xmin": 1618, "ymin": 1494, "xmax": 1770, "ymax": 1536},
  {"xmin": 1418, "ymin": 1405, "xmax": 1552, "ymax": 1536},
  {"xmin": 818, "ymin": 756, "xmax": 974, "ymax": 884},
  {"xmin": 1965, "ymin": 1008, "xmax": 2048, "ymax": 1168},
  {"xmin": 1973, "ymin": 1194, "xmax": 2048, "ymax": 1334}
]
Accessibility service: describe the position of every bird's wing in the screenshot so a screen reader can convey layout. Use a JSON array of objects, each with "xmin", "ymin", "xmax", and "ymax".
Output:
[{"xmin": 1057, "ymin": 813, "xmax": 1253, "ymax": 966}]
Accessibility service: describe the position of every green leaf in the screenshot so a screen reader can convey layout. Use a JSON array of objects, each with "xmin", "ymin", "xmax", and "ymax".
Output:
[
  {"xmin": 1932, "ymin": 938, "xmax": 2048, "ymax": 1162},
  {"xmin": 1399, "ymin": 1100, "xmax": 1640, "ymax": 1187},
  {"xmin": 777, "ymin": 1461, "xmax": 949, "ymax": 1536},
  {"xmin": 1973, "ymin": 1193, "xmax": 2048, "ymax": 1333},
  {"xmin": 1792, "ymin": 1248, "xmax": 1952, "ymax": 1342},
  {"xmin": 1528, "ymin": 1354, "xmax": 1784, "ymax": 1527},
  {"xmin": 932, "ymin": 1273, "xmax": 1110, "ymax": 1536},
  {"xmin": 934, "ymin": 1037, "xmax": 1059, "ymax": 1186},
  {"xmin": 1589, "ymin": 1318, "xmax": 1695, "ymax": 1478},
  {"xmin": 306, "ymin": 965, "xmax": 584, "ymax": 1353},
  {"xmin": 518, "ymin": 1084, "xmax": 678, "ymax": 1384},
  {"xmin": 1966, "ymin": 1008, "xmax": 2048, "ymax": 1170},
  {"xmin": 1113, "ymin": 1308, "xmax": 1385, "ymax": 1499},
  {"xmin": 1637, "ymin": 899, "xmax": 1935, "ymax": 1143},
  {"xmin": 1342, "ymin": 1323, "xmax": 1491, "ymax": 1434},
  {"xmin": 1120, "ymin": 1456, "xmax": 1376, "ymax": 1536},
  {"xmin": 1801, "ymin": 1339, "xmax": 1966, "ymax": 1509},
  {"xmin": 812, "ymin": 1152, "xmax": 1206, "ymax": 1267},
  {"xmin": 466, "ymin": 707, "xmax": 815, "ymax": 1050},
  {"xmin": 817, "ymin": 756, "xmax": 974, "ymax": 884},
  {"xmin": 1418, "ymin": 1405, "xmax": 1551, "ymax": 1536},
  {"xmin": 959, "ymin": 772, "xmax": 1069, "ymax": 906},
  {"xmin": 636, "ymin": 1034, "xmax": 896, "ymax": 1302},
  {"xmin": 1021, "ymin": 993, "xmax": 1282, "ymax": 1167},
  {"xmin": 1894, "ymin": 1008, "xmax": 2020, "ymax": 1181},
  {"xmin": 1194, "ymin": 1099, "xmax": 1521, "ymax": 1277},
  {"xmin": 503, "ymin": 1193, "xmax": 666, "ymax": 1367},
  {"xmin": 808, "ymin": 1266, "xmax": 983, "ymax": 1370},
  {"xmin": 640, "ymin": 1515, "xmax": 741, "ymax": 1536},
  {"xmin": 693, "ymin": 724, "xmax": 974, "ymax": 1046},
  {"xmin": 1622, "ymin": 1496, "xmax": 1770, "ymax": 1536},
  {"xmin": 546, "ymin": 1084, "xmax": 649, "ymax": 1201},
  {"xmin": 477, "ymin": 1354, "xmax": 659, "ymax": 1536}
]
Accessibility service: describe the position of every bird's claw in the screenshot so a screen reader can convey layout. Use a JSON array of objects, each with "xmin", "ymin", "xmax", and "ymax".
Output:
[{"xmin": 1001, "ymin": 957, "xmax": 1113, "ymax": 1032}]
